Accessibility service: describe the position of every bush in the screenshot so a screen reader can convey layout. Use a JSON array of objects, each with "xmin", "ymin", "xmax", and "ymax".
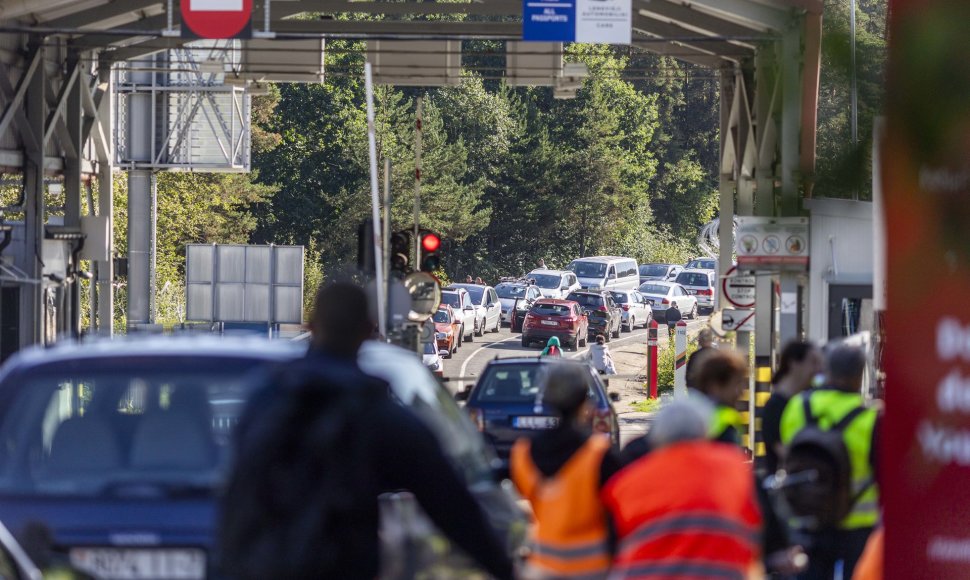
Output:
[{"xmin": 654, "ymin": 338, "xmax": 699, "ymax": 394}]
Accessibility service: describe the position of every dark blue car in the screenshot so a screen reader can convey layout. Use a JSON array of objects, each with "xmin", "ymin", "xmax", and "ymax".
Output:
[{"xmin": 0, "ymin": 336, "xmax": 303, "ymax": 579}]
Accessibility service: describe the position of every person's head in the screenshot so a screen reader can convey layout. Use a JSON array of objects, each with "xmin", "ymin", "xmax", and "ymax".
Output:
[
  {"xmin": 773, "ymin": 340, "xmax": 824, "ymax": 390},
  {"xmin": 697, "ymin": 328, "xmax": 715, "ymax": 349},
  {"xmin": 546, "ymin": 336, "xmax": 561, "ymax": 348},
  {"xmin": 648, "ymin": 398, "xmax": 713, "ymax": 450},
  {"xmin": 309, "ymin": 282, "xmax": 374, "ymax": 358},
  {"xmin": 695, "ymin": 349, "xmax": 748, "ymax": 407},
  {"xmin": 595, "ymin": 334, "xmax": 606, "ymax": 345},
  {"xmin": 475, "ymin": 277, "xmax": 484, "ymax": 285},
  {"xmin": 671, "ymin": 301, "xmax": 680, "ymax": 310},
  {"xmin": 541, "ymin": 364, "xmax": 593, "ymax": 424},
  {"xmin": 825, "ymin": 343, "xmax": 867, "ymax": 392},
  {"xmin": 465, "ymin": 275, "xmax": 473, "ymax": 283}
]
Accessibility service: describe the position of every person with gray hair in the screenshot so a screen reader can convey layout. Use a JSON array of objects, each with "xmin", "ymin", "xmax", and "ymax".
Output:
[
  {"xmin": 646, "ymin": 398, "xmax": 714, "ymax": 450},
  {"xmin": 778, "ymin": 342, "xmax": 881, "ymax": 579}
]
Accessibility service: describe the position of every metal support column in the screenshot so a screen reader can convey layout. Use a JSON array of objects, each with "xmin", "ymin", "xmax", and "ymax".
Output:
[
  {"xmin": 754, "ymin": 45, "xmax": 777, "ymax": 218},
  {"xmin": 22, "ymin": 42, "xmax": 45, "ymax": 346},
  {"xmin": 718, "ymin": 67, "xmax": 735, "ymax": 304},
  {"xmin": 65, "ymin": 53, "xmax": 83, "ymax": 337},
  {"xmin": 96, "ymin": 70, "xmax": 114, "ymax": 336},
  {"xmin": 127, "ymin": 59, "xmax": 154, "ymax": 327},
  {"xmin": 780, "ymin": 25, "xmax": 802, "ymax": 213}
]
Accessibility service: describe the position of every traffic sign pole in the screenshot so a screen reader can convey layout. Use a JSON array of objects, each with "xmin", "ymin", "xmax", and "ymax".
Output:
[
  {"xmin": 647, "ymin": 319, "xmax": 658, "ymax": 399},
  {"xmin": 674, "ymin": 321, "xmax": 688, "ymax": 398}
]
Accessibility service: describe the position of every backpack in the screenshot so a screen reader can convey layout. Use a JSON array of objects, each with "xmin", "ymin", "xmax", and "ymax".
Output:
[
  {"xmin": 782, "ymin": 396, "xmax": 873, "ymax": 530},
  {"xmin": 217, "ymin": 363, "xmax": 381, "ymax": 579}
]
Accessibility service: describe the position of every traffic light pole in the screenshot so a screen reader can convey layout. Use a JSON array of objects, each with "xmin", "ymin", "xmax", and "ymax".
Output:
[
  {"xmin": 383, "ymin": 157, "xmax": 392, "ymax": 337},
  {"xmin": 413, "ymin": 96, "xmax": 423, "ymax": 266},
  {"xmin": 364, "ymin": 63, "xmax": 387, "ymax": 338}
]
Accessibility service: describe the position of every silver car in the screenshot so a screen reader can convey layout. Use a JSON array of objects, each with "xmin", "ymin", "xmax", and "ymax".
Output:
[
  {"xmin": 446, "ymin": 284, "xmax": 502, "ymax": 336},
  {"xmin": 639, "ymin": 263, "xmax": 683, "ymax": 284},
  {"xmin": 495, "ymin": 282, "xmax": 542, "ymax": 326},
  {"xmin": 675, "ymin": 269, "xmax": 716, "ymax": 312},
  {"xmin": 609, "ymin": 289, "xmax": 654, "ymax": 331},
  {"xmin": 638, "ymin": 281, "xmax": 698, "ymax": 320},
  {"xmin": 525, "ymin": 269, "xmax": 581, "ymax": 299},
  {"xmin": 440, "ymin": 288, "xmax": 477, "ymax": 342}
]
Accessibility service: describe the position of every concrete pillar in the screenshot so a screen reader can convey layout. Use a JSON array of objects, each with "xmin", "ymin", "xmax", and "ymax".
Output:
[{"xmin": 126, "ymin": 59, "xmax": 155, "ymax": 327}]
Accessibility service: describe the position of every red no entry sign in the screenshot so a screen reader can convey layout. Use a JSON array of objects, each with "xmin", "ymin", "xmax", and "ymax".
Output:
[{"xmin": 181, "ymin": 0, "xmax": 252, "ymax": 39}]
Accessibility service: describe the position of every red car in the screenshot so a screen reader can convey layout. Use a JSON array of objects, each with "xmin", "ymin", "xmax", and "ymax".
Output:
[
  {"xmin": 434, "ymin": 305, "xmax": 461, "ymax": 357},
  {"xmin": 521, "ymin": 299, "xmax": 589, "ymax": 350}
]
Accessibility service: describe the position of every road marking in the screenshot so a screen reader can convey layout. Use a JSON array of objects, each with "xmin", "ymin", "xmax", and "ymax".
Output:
[
  {"xmin": 457, "ymin": 334, "xmax": 521, "ymax": 390},
  {"xmin": 568, "ymin": 318, "xmax": 707, "ymax": 360}
]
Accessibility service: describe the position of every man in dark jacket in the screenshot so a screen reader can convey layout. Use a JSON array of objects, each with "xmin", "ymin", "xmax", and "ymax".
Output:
[{"xmin": 219, "ymin": 282, "xmax": 514, "ymax": 580}]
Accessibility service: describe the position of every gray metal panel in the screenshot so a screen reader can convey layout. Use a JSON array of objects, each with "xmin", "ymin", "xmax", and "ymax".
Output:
[
  {"xmin": 185, "ymin": 244, "xmax": 214, "ymax": 283},
  {"xmin": 217, "ymin": 245, "xmax": 245, "ymax": 283},
  {"xmin": 506, "ymin": 42, "xmax": 563, "ymax": 87},
  {"xmin": 274, "ymin": 246, "xmax": 303, "ymax": 285},
  {"xmin": 245, "ymin": 284, "xmax": 270, "ymax": 322},
  {"xmin": 370, "ymin": 41, "xmax": 461, "ymax": 87},
  {"xmin": 186, "ymin": 283, "xmax": 212, "ymax": 321},
  {"xmin": 274, "ymin": 286, "xmax": 303, "ymax": 325},
  {"xmin": 216, "ymin": 283, "xmax": 246, "ymax": 322},
  {"xmin": 239, "ymin": 38, "xmax": 325, "ymax": 83},
  {"xmin": 246, "ymin": 245, "xmax": 271, "ymax": 283}
]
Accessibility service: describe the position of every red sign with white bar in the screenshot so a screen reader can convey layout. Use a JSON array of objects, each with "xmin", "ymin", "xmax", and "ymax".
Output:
[
  {"xmin": 181, "ymin": 0, "xmax": 252, "ymax": 39},
  {"xmin": 883, "ymin": 1, "xmax": 970, "ymax": 577}
]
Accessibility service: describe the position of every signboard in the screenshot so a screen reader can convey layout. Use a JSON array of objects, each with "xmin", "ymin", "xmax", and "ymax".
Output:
[
  {"xmin": 721, "ymin": 266, "xmax": 756, "ymax": 309},
  {"xmin": 522, "ymin": 0, "xmax": 631, "ymax": 44},
  {"xmin": 883, "ymin": 1, "xmax": 970, "ymax": 577},
  {"xmin": 181, "ymin": 0, "xmax": 252, "ymax": 39},
  {"xmin": 735, "ymin": 216, "xmax": 809, "ymax": 270},
  {"xmin": 721, "ymin": 309, "xmax": 755, "ymax": 332}
]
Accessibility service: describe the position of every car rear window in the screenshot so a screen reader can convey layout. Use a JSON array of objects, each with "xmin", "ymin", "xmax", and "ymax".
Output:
[
  {"xmin": 676, "ymin": 273, "xmax": 711, "ymax": 287},
  {"xmin": 640, "ymin": 265, "xmax": 668, "ymax": 277},
  {"xmin": 568, "ymin": 261, "xmax": 607, "ymax": 278},
  {"xmin": 472, "ymin": 363, "xmax": 603, "ymax": 405},
  {"xmin": 433, "ymin": 310, "xmax": 451, "ymax": 323},
  {"xmin": 687, "ymin": 259, "xmax": 716, "ymax": 270},
  {"xmin": 567, "ymin": 293, "xmax": 603, "ymax": 308},
  {"xmin": 639, "ymin": 284, "xmax": 669, "ymax": 295},
  {"xmin": 496, "ymin": 284, "xmax": 527, "ymax": 299},
  {"xmin": 441, "ymin": 292, "xmax": 461, "ymax": 309},
  {"xmin": 531, "ymin": 303, "xmax": 572, "ymax": 316},
  {"xmin": 609, "ymin": 292, "xmax": 630, "ymax": 304}
]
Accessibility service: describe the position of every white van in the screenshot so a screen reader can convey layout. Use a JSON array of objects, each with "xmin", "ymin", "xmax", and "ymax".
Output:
[{"xmin": 567, "ymin": 256, "xmax": 640, "ymax": 292}]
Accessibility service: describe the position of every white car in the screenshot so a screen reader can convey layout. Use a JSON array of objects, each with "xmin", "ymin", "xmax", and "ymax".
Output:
[
  {"xmin": 422, "ymin": 340, "xmax": 444, "ymax": 377},
  {"xmin": 685, "ymin": 257, "xmax": 717, "ymax": 272},
  {"xmin": 637, "ymin": 281, "xmax": 698, "ymax": 320},
  {"xmin": 446, "ymin": 284, "xmax": 502, "ymax": 336},
  {"xmin": 495, "ymin": 282, "xmax": 542, "ymax": 326},
  {"xmin": 525, "ymin": 269, "xmax": 581, "ymax": 299},
  {"xmin": 675, "ymin": 269, "xmax": 717, "ymax": 312},
  {"xmin": 609, "ymin": 289, "xmax": 654, "ymax": 331},
  {"xmin": 441, "ymin": 288, "xmax": 477, "ymax": 342}
]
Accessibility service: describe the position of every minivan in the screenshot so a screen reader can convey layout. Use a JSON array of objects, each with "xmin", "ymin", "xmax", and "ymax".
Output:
[{"xmin": 567, "ymin": 256, "xmax": 640, "ymax": 291}]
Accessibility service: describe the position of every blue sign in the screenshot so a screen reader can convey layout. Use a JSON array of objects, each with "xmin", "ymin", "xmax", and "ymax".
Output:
[{"xmin": 523, "ymin": 0, "xmax": 576, "ymax": 42}]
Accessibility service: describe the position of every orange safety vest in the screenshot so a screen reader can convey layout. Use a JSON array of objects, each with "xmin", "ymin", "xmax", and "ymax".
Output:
[
  {"xmin": 601, "ymin": 441, "xmax": 761, "ymax": 579},
  {"xmin": 511, "ymin": 434, "xmax": 612, "ymax": 579}
]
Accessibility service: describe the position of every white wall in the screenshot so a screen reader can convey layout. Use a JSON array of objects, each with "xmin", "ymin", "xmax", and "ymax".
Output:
[{"xmin": 804, "ymin": 198, "xmax": 874, "ymax": 341}]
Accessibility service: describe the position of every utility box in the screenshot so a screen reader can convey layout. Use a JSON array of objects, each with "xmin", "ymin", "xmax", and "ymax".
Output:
[
  {"xmin": 369, "ymin": 40, "xmax": 461, "ymax": 86},
  {"xmin": 80, "ymin": 215, "xmax": 110, "ymax": 262},
  {"xmin": 506, "ymin": 41, "xmax": 563, "ymax": 86}
]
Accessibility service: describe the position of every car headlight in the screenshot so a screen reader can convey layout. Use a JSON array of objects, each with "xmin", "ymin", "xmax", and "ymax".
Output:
[
  {"xmin": 428, "ymin": 359, "xmax": 442, "ymax": 371},
  {"xmin": 436, "ymin": 332, "xmax": 447, "ymax": 340}
]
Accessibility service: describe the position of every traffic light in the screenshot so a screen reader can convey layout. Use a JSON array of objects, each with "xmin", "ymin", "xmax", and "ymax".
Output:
[
  {"xmin": 390, "ymin": 230, "xmax": 412, "ymax": 277},
  {"xmin": 418, "ymin": 229, "xmax": 441, "ymax": 272}
]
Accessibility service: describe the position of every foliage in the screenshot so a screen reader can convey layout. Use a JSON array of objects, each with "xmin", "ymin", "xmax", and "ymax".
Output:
[{"xmin": 632, "ymin": 398, "xmax": 662, "ymax": 413}]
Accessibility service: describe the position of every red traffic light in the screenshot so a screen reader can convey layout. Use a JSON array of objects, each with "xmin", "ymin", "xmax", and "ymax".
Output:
[{"xmin": 421, "ymin": 232, "xmax": 441, "ymax": 253}]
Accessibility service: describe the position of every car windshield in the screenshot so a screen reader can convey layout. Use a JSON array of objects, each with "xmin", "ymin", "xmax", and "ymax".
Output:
[
  {"xmin": 639, "ymin": 284, "xmax": 669, "ymax": 295},
  {"xmin": 640, "ymin": 265, "xmax": 669, "ymax": 277},
  {"xmin": 473, "ymin": 363, "xmax": 603, "ymax": 405},
  {"xmin": 609, "ymin": 292, "xmax": 630, "ymax": 304},
  {"xmin": 441, "ymin": 292, "xmax": 461, "ymax": 309},
  {"xmin": 496, "ymin": 284, "xmax": 527, "ymax": 299},
  {"xmin": 687, "ymin": 259, "xmax": 716, "ymax": 270},
  {"xmin": 461, "ymin": 287, "xmax": 485, "ymax": 303},
  {"xmin": 423, "ymin": 342, "xmax": 437, "ymax": 355},
  {"xmin": 531, "ymin": 303, "xmax": 571, "ymax": 316},
  {"xmin": 569, "ymin": 261, "xmax": 607, "ymax": 278},
  {"xmin": 677, "ymin": 273, "xmax": 711, "ymax": 287},
  {"xmin": 530, "ymin": 274, "xmax": 561, "ymax": 289},
  {"xmin": 0, "ymin": 356, "xmax": 282, "ymax": 496},
  {"xmin": 567, "ymin": 293, "xmax": 603, "ymax": 308},
  {"xmin": 432, "ymin": 310, "xmax": 451, "ymax": 323}
]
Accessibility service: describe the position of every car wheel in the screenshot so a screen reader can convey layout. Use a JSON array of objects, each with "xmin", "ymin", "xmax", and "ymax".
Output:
[
  {"xmin": 612, "ymin": 321, "xmax": 621, "ymax": 339},
  {"xmin": 475, "ymin": 319, "xmax": 484, "ymax": 337},
  {"xmin": 689, "ymin": 304, "xmax": 698, "ymax": 319},
  {"xmin": 457, "ymin": 328, "xmax": 463, "ymax": 347},
  {"xmin": 493, "ymin": 317, "xmax": 501, "ymax": 333},
  {"xmin": 521, "ymin": 336, "xmax": 530, "ymax": 348},
  {"xmin": 604, "ymin": 331, "xmax": 611, "ymax": 343},
  {"xmin": 466, "ymin": 325, "xmax": 474, "ymax": 342},
  {"xmin": 624, "ymin": 316, "xmax": 634, "ymax": 333},
  {"xmin": 579, "ymin": 335, "xmax": 587, "ymax": 348}
]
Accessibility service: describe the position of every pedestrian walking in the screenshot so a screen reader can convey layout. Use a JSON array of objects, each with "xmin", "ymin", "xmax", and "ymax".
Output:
[
  {"xmin": 762, "ymin": 341, "xmax": 824, "ymax": 475},
  {"xmin": 602, "ymin": 399, "xmax": 763, "ymax": 579},
  {"xmin": 665, "ymin": 302, "xmax": 682, "ymax": 339},
  {"xmin": 586, "ymin": 335, "xmax": 617, "ymax": 375},
  {"xmin": 694, "ymin": 349, "xmax": 748, "ymax": 445},
  {"xmin": 218, "ymin": 282, "xmax": 514, "ymax": 580},
  {"xmin": 540, "ymin": 336, "xmax": 563, "ymax": 358},
  {"xmin": 511, "ymin": 364, "xmax": 622, "ymax": 580},
  {"xmin": 780, "ymin": 343, "xmax": 880, "ymax": 580},
  {"xmin": 685, "ymin": 328, "xmax": 716, "ymax": 389}
]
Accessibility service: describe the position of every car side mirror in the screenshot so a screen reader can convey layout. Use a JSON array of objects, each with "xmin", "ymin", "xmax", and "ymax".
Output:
[
  {"xmin": 609, "ymin": 392, "xmax": 620, "ymax": 403},
  {"xmin": 464, "ymin": 305, "xmax": 474, "ymax": 311}
]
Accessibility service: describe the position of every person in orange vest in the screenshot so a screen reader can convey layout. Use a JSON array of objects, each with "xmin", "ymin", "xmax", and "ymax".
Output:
[
  {"xmin": 510, "ymin": 363, "xmax": 622, "ymax": 579},
  {"xmin": 602, "ymin": 399, "xmax": 763, "ymax": 579}
]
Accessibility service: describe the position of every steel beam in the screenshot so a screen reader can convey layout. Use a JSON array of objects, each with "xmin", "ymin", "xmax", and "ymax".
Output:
[
  {"xmin": 276, "ymin": 0, "xmax": 523, "ymax": 16},
  {"xmin": 65, "ymin": 52, "xmax": 83, "ymax": 338},
  {"xmin": 22, "ymin": 42, "xmax": 45, "ymax": 346},
  {"xmin": 638, "ymin": 0, "xmax": 767, "ymax": 38},
  {"xmin": 631, "ymin": 39, "xmax": 733, "ymax": 68},
  {"xmin": 96, "ymin": 71, "xmax": 114, "ymax": 336},
  {"xmin": 780, "ymin": 25, "xmax": 801, "ymax": 210},
  {"xmin": 632, "ymin": 15, "xmax": 755, "ymax": 56},
  {"xmin": 0, "ymin": 48, "xmax": 41, "ymax": 148},
  {"xmin": 41, "ymin": 0, "xmax": 163, "ymax": 30},
  {"xmin": 680, "ymin": 0, "xmax": 792, "ymax": 32},
  {"xmin": 126, "ymin": 58, "xmax": 155, "ymax": 327}
]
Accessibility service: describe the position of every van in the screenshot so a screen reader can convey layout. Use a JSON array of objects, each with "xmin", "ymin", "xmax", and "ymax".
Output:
[{"xmin": 567, "ymin": 256, "xmax": 640, "ymax": 291}]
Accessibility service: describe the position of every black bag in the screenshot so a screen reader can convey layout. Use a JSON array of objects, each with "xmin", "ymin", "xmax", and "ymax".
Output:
[
  {"xmin": 782, "ymin": 397, "xmax": 872, "ymax": 530},
  {"xmin": 217, "ymin": 363, "xmax": 380, "ymax": 580}
]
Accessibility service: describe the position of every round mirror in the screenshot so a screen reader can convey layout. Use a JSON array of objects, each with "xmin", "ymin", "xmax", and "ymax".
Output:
[{"xmin": 403, "ymin": 272, "xmax": 442, "ymax": 322}]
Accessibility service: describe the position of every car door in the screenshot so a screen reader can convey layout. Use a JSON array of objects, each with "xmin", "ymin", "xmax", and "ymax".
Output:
[
  {"xmin": 631, "ymin": 291, "xmax": 646, "ymax": 320},
  {"xmin": 487, "ymin": 288, "xmax": 501, "ymax": 327}
]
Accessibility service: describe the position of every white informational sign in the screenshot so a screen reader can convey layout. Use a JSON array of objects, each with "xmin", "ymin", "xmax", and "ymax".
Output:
[
  {"xmin": 576, "ymin": 0, "xmax": 632, "ymax": 43},
  {"xmin": 721, "ymin": 309, "xmax": 755, "ymax": 332},
  {"xmin": 721, "ymin": 266, "xmax": 756, "ymax": 309},
  {"xmin": 736, "ymin": 216, "xmax": 809, "ymax": 271}
]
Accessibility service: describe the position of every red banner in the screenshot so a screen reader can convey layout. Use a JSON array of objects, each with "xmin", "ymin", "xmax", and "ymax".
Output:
[{"xmin": 884, "ymin": 1, "xmax": 970, "ymax": 577}]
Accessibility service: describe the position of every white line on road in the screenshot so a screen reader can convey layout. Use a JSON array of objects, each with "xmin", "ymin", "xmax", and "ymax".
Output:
[{"xmin": 457, "ymin": 334, "xmax": 521, "ymax": 391}]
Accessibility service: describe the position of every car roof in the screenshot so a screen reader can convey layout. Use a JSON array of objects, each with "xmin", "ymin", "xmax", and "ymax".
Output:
[
  {"xmin": 609, "ymin": 289, "xmax": 636, "ymax": 294},
  {"xmin": 482, "ymin": 356, "xmax": 592, "ymax": 368},
  {"xmin": 570, "ymin": 256, "xmax": 632, "ymax": 263},
  {"xmin": 641, "ymin": 281, "xmax": 673, "ymax": 288},
  {"xmin": 448, "ymin": 283, "xmax": 490, "ymax": 290},
  {"xmin": 527, "ymin": 268, "xmax": 566, "ymax": 275},
  {"xmin": 534, "ymin": 298, "xmax": 574, "ymax": 304},
  {"xmin": 679, "ymin": 268, "xmax": 714, "ymax": 275},
  {"xmin": 642, "ymin": 263, "xmax": 678, "ymax": 267},
  {"xmin": 0, "ymin": 335, "xmax": 303, "ymax": 375}
]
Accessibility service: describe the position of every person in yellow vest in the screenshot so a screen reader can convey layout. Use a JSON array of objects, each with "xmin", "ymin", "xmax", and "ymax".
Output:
[
  {"xmin": 510, "ymin": 364, "xmax": 621, "ymax": 580},
  {"xmin": 693, "ymin": 349, "xmax": 748, "ymax": 446},
  {"xmin": 602, "ymin": 399, "xmax": 764, "ymax": 579},
  {"xmin": 780, "ymin": 343, "xmax": 880, "ymax": 580}
]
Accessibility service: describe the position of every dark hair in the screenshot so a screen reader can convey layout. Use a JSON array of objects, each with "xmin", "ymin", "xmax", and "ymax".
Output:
[
  {"xmin": 773, "ymin": 341, "xmax": 818, "ymax": 384},
  {"xmin": 695, "ymin": 350, "xmax": 747, "ymax": 395},
  {"xmin": 827, "ymin": 343, "xmax": 867, "ymax": 383},
  {"xmin": 310, "ymin": 282, "xmax": 372, "ymax": 357},
  {"xmin": 595, "ymin": 335, "xmax": 606, "ymax": 345},
  {"xmin": 542, "ymin": 365, "xmax": 590, "ymax": 418}
]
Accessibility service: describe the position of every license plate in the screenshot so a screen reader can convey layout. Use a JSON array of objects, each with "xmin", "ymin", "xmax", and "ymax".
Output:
[
  {"xmin": 540, "ymin": 320, "xmax": 558, "ymax": 326},
  {"xmin": 514, "ymin": 416, "xmax": 559, "ymax": 429},
  {"xmin": 70, "ymin": 548, "xmax": 206, "ymax": 580}
]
